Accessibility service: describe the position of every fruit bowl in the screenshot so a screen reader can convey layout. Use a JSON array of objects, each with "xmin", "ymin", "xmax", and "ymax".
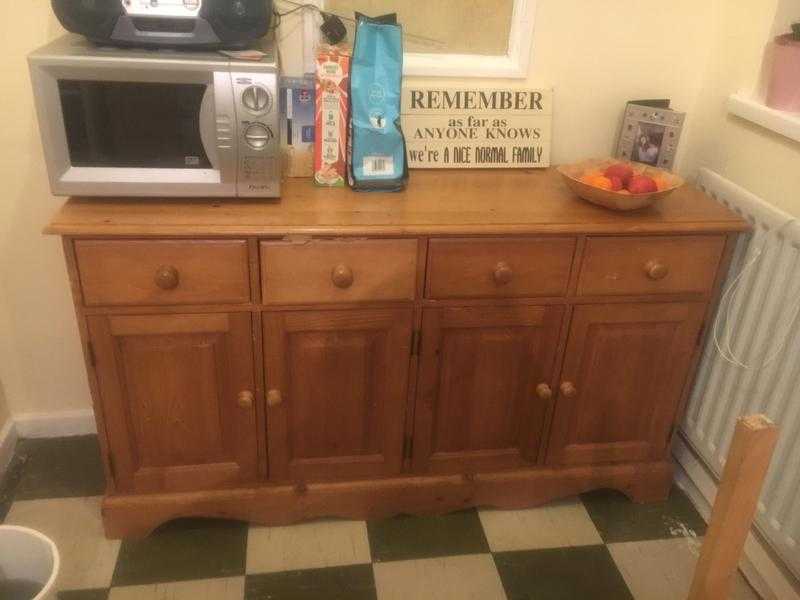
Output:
[{"xmin": 558, "ymin": 159, "xmax": 684, "ymax": 211}]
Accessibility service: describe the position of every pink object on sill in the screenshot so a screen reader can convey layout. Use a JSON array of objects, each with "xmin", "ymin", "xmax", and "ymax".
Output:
[{"xmin": 766, "ymin": 34, "xmax": 800, "ymax": 113}]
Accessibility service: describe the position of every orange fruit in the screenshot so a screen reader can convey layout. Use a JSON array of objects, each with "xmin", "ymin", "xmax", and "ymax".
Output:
[
  {"xmin": 584, "ymin": 175, "xmax": 613, "ymax": 191},
  {"xmin": 652, "ymin": 176, "xmax": 669, "ymax": 191}
]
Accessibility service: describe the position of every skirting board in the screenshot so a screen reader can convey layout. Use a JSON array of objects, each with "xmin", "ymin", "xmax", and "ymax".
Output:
[
  {"xmin": 673, "ymin": 432, "xmax": 800, "ymax": 600},
  {"xmin": 0, "ymin": 409, "xmax": 96, "ymax": 482},
  {"xmin": 0, "ymin": 419, "xmax": 19, "ymax": 477},
  {"xmin": 13, "ymin": 409, "xmax": 97, "ymax": 439}
]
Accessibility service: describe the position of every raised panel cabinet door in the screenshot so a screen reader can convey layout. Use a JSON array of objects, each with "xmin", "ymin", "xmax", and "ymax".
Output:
[
  {"xmin": 87, "ymin": 313, "xmax": 259, "ymax": 494},
  {"xmin": 546, "ymin": 302, "xmax": 706, "ymax": 466},
  {"xmin": 413, "ymin": 305, "xmax": 565, "ymax": 474},
  {"xmin": 263, "ymin": 308, "xmax": 413, "ymax": 482}
]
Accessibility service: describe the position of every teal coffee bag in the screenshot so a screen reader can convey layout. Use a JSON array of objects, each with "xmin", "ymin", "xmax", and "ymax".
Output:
[{"xmin": 348, "ymin": 13, "xmax": 408, "ymax": 191}]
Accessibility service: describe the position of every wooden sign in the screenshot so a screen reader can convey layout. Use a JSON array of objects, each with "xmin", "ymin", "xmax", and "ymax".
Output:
[{"xmin": 401, "ymin": 86, "xmax": 552, "ymax": 169}]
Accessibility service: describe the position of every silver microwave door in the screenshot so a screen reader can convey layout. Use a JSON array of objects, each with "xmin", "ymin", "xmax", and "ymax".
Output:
[{"xmin": 31, "ymin": 61, "xmax": 236, "ymax": 197}]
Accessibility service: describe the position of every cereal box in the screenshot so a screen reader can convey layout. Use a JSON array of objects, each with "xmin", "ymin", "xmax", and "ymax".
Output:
[
  {"xmin": 280, "ymin": 75, "xmax": 315, "ymax": 178},
  {"xmin": 314, "ymin": 46, "xmax": 351, "ymax": 186}
]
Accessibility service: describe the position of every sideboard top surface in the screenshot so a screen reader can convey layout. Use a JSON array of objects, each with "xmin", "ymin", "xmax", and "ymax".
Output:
[{"xmin": 45, "ymin": 169, "xmax": 749, "ymax": 237}]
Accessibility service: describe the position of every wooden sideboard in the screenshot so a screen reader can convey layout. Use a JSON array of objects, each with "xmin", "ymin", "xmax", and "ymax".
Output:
[{"xmin": 45, "ymin": 169, "xmax": 749, "ymax": 538}]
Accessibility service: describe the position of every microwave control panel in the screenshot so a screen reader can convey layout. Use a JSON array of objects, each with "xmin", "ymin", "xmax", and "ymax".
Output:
[{"xmin": 232, "ymin": 73, "xmax": 280, "ymax": 198}]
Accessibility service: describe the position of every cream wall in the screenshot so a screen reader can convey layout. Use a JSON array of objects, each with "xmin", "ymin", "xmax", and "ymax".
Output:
[
  {"xmin": 0, "ymin": 1, "xmax": 723, "ymax": 418},
  {"xmin": 0, "ymin": 2, "xmax": 89, "ymax": 418},
  {"xmin": 682, "ymin": 0, "xmax": 800, "ymax": 217},
  {"xmin": 525, "ymin": 0, "xmax": 713, "ymax": 170}
]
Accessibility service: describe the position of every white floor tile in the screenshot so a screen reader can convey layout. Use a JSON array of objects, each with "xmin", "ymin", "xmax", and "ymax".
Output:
[
  {"xmin": 608, "ymin": 537, "xmax": 760, "ymax": 600},
  {"xmin": 246, "ymin": 519, "xmax": 371, "ymax": 574},
  {"xmin": 5, "ymin": 496, "xmax": 120, "ymax": 592},
  {"xmin": 373, "ymin": 554, "xmax": 506, "ymax": 600},
  {"xmin": 108, "ymin": 576, "xmax": 244, "ymax": 600},
  {"xmin": 478, "ymin": 498, "xmax": 603, "ymax": 552}
]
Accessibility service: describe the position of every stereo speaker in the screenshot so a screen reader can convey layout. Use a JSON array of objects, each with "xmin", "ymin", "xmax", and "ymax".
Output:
[
  {"xmin": 202, "ymin": 0, "xmax": 271, "ymax": 37},
  {"xmin": 52, "ymin": 0, "xmax": 123, "ymax": 41}
]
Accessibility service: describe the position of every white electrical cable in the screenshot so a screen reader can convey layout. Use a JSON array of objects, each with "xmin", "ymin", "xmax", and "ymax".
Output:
[{"xmin": 712, "ymin": 218, "xmax": 800, "ymax": 370}]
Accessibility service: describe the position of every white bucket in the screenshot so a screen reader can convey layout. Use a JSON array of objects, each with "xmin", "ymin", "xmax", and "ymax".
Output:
[{"xmin": 0, "ymin": 526, "xmax": 60, "ymax": 600}]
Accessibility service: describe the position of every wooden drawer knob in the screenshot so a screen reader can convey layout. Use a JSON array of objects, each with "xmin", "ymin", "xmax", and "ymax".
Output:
[
  {"xmin": 559, "ymin": 381, "xmax": 577, "ymax": 398},
  {"xmin": 493, "ymin": 261, "xmax": 513, "ymax": 285},
  {"xmin": 267, "ymin": 389, "xmax": 283, "ymax": 408},
  {"xmin": 154, "ymin": 265, "xmax": 180, "ymax": 290},
  {"xmin": 237, "ymin": 390, "xmax": 254, "ymax": 409},
  {"xmin": 536, "ymin": 383, "xmax": 553, "ymax": 400},
  {"xmin": 331, "ymin": 264, "xmax": 354, "ymax": 289},
  {"xmin": 644, "ymin": 260, "xmax": 669, "ymax": 281}
]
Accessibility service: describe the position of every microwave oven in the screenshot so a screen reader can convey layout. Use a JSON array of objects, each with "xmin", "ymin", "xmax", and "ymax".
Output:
[{"xmin": 28, "ymin": 35, "xmax": 280, "ymax": 198}]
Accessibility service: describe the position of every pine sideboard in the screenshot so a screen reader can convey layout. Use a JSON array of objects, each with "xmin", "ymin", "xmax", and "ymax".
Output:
[{"xmin": 45, "ymin": 169, "xmax": 749, "ymax": 538}]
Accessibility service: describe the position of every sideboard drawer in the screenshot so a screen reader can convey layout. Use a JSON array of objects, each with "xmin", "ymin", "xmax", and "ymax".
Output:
[
  {"xmin": 577, "ymin": 235, "xmax": 726, "ymax": 296},
  {"xmin": 75, "ymin": 240, "xmax": 251, "ymax": 306},
  {"xmin": 261, "ymin": 239, "xmax": 418, "ymax": 304},
  {"xmin": 426, "ymin": 237, "xmax": 576, "ymax": 299}
]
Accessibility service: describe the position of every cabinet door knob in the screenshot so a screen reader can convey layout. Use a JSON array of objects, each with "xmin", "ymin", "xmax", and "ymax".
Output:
[
  {"xmin": 559, "ymin": 381, "xmax": 577, "ymax": 398},
  {"xmin": 331, "ymin": 264, "xmax": 354, "ymax": 289},
  {"xmin": 154, "ymin": 265, "xmax": 180, "ymax": 290},
  {"xmin": 493, "ymin": 261, "xmax": 513, "ymax": 285},
  {"xmin": 536, "ymin": 383, "xmax": 553, "ymax": 400},
  {"xmin": 266, "ymin": 389, "xmax": 283, "ymax": 408},
  {"xmin": 237, "ymin": 390, "xmax": 254, "ymax": 409},
  {"xmin": 644, "ymin": 260, "xmax": 669, "ymax": 280}
]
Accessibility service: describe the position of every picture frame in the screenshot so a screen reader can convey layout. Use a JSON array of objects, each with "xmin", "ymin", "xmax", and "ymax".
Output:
[{"xmin": 616, "ymin": 101, "xmax": 685, "ymax": 171}]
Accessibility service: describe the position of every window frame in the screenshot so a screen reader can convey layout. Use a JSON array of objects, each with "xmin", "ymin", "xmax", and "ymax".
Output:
[{"xmin": 302, "ymin": 0, "xmax": 536, "ymax": 78}]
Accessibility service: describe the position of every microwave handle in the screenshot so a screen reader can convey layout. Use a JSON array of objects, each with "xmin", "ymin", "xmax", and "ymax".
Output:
[{"xmin": 200, "ymin": 73, "xmax": 237, "ymax": 187}]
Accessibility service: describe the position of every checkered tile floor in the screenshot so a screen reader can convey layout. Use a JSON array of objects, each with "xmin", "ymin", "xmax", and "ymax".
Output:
[{"xmin": 0, "ymin": 436, "xmax": 760, "ymax": 600}]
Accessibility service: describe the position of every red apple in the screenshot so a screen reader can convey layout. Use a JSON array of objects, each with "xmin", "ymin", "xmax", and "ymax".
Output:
[
  {"xmin": 608, "ymin": 176, "xmax": 624, "ymax": 191},
  {"xmin": 627, "ymin": 175, "xmax": 658, "ymax": 194},
  {"xmin": 604, "ymin": 164, "xmax": 634, "ymax": 185}
]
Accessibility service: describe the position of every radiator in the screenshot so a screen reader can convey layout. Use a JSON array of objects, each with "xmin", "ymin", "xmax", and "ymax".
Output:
[{"xmin": 683, "ymin": 168, "xmax": 800, "ymax": 578}]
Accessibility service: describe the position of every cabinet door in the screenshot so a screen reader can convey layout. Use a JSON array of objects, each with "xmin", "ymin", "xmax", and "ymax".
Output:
[
  {"xmin": 547, "ymin": 302, "xmax": 705, "ymax": 465},
  {"xmin": 263, "ymin": 308, "xmax": 413, "ymax": 482},
  {"xmin": 87, "ymin": 313, "xmax": 259, "ymax": 494},
  {"xmin": 413, "ymin": 305, "xmax": 564, "ymax": 474}
]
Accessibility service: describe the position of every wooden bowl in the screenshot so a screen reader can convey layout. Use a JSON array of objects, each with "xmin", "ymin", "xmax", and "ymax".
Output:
[{"xmin": 557, "ymin": 159, "xmax": 684, "ymax": 211}]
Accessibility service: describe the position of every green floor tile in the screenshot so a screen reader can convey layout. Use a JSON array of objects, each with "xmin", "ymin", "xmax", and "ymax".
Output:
[
  {"xmin": 245, "ymin": 564, "xmax": 376, "ymax": 600},
  {"xmin": 12, "ymin": 436, "xmax": 106, "ymax": 501},
  {"xmin": 367, "ymin": 509, "xmax": 489, "ymax": 562},
  {"xmin": 495, "ymin": 545, "xmax": 634, "ymax": 600},
  {"xmin": 58, "ymin": 589, "xmax": 109, "ymax": 600},
  {"xmin": 112, "ymin": 518, "xmax": 248, "ymax": 586},
  {"xmin": 580, "ymin": 485, "xmax": 707, "ymax": 544}
]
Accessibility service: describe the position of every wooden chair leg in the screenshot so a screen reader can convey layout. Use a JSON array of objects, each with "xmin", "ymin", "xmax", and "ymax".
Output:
[{"xmin": 687, "ymin": 414, "xmax": 778, "ymax": 600}]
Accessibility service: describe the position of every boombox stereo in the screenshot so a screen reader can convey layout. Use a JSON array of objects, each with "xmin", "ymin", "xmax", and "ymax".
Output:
[{"xmin": 52, "ymin": 0, "xmax": 273, "ymax": 49}]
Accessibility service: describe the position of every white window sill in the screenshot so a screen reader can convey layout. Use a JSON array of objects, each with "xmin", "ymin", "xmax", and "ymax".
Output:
[{"xmin": 727, "ymin": 93, "xmax": 800, "ymax": 143}]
